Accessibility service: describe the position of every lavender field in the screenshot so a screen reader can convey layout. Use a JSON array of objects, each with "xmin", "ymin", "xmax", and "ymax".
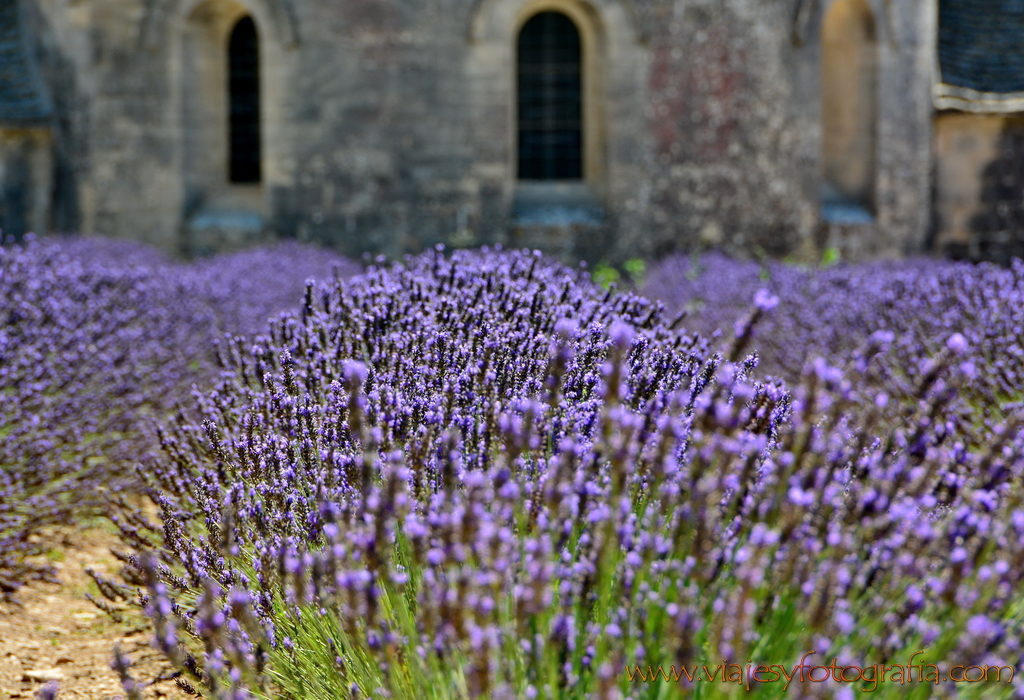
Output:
[{"xmin": 3, "ymin": 237, "xmax": 1023, "ymax": 698}]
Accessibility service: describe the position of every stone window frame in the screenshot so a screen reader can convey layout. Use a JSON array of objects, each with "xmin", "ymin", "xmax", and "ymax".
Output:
[
  {"xmin": 152, "ymin": 0, "xmax": 294, "ymax": 224},
  {"xmin": 141, "ymin": 0, "xmax": 298, "ymax": 51},
  {"xmin": 179, "ymin": 0, "xmax": 264, "ymax": 212},
  {"xmin": 512, "ymin": 1, "xmax": 605, "ymax": 188},
  {"xmin": 818, "ymin": 0, "xmax": 881, "ymax": 223},
  {"xmin": 469, "ymin": 0, "xmax": 643, "ymax": 207},
  {"xmin": 516, "ymin": 10, "xmax": 585, "ymax": 181}
]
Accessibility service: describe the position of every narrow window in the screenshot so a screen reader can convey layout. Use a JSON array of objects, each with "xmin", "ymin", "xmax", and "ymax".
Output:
[
  {"xmin": 821, "ymin": 0, "xmax": 877, "ymax": 214},
  {"xmin": 517, "ymin": 11, "xmax": 583, "ymax": 180},
  {"xmin": 228, "ymin": 16, "xmax": 261, "ymax": 183}
]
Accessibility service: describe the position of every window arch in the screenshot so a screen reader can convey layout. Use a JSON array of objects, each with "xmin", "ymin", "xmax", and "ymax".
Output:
[
  {"xmin": 821, "ymin": 0, "xmax": 877, "ymax": 214},
  {"xmin": 516, "ymin": 11, "xmax": 583, "ymax": 181},
  {"xmin": 228, "ymin": 15, "xmax": 261, "ymax": 183}
]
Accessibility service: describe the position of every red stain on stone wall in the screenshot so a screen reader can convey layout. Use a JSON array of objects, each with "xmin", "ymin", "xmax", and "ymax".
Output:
[{"xmin": 649, "ymin": 23, "xmax": 747, "ymax": 162}]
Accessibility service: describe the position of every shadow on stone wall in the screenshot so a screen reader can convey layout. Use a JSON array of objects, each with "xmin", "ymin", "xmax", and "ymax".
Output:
[
  {"xmin": 970, "ymin": 117, "xmax": 1024, "ymax": 263},
  {"xmin": 21, "ymin": 1, "xmax": 82, "ymax": 234}
]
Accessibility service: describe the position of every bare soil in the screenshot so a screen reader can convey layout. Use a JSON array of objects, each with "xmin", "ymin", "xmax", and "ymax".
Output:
[{"xmin": 0, "ymin": 526, "xmax": 189, "ymax": 699}]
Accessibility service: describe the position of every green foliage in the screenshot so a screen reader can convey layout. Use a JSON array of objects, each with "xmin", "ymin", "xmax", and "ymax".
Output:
[
  {"xmin": 592, "ymin": 258, "xmax": 647, "ymax": 290},
  {"xmin": 186, "ymin": 468, "xmax": 1022, "ymax": 700},
  {"xmin": 623, "ymin": 258, "xmax": 647, "ymax": 286},
  {"xmin": 821, "ymin": 246, "xmax": 841, "ymax": 268},
  {"xmin": 591, "ymin": 262, "xmax": 621, "ymax": 290},
  {"xmin": 237, "ymin": 561, "xmax": 1021, "ymax": 699}
]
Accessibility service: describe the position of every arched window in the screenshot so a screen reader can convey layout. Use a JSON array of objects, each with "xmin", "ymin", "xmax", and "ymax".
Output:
[
  {"xmin": 517, "ymin": 11, "xmax": 583, "ymax": 181},
  {"xmin": 821, "ymin": 0, "xmax": 877, "ymax": 215},
  {"xmin": 228, "ymin": 16, "xmax": 261, "ymax": 183}
]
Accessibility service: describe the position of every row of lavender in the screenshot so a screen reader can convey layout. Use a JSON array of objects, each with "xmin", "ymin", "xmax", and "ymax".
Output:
[
  {"xmin": 92, "ymin": 248, "xmax": 1024, "ymax": 698},
  {"xmin": 0, "ymin": 236, "xmax": 357, "ymax": 597},
  {"xmin": 644, "ymin": 253, "xmax": 1023, "ymax": 395}
]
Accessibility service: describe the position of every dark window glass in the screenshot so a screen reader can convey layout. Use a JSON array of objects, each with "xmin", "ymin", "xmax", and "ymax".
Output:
[
  {"xmin": 228, "ymin": 16, "xmax": 261, "ymax": 183},
  {"xmin": 517, "ymin": 12, "xmax": 583, "ymax": 180}
]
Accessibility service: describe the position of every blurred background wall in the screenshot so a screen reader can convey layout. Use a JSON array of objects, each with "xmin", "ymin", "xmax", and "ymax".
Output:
[{"xmin": 2, "ymin": 0, "xmax": 1016, "ymax": 264}]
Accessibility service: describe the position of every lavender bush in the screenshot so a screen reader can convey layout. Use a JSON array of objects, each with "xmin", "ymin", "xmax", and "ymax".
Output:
[
  {"xmin": 99, "ymin": 247, "xmax": 1024, "ymax": 698},
  {"xmin": 0, "ymin": 235, "xmax": 354, "ymax": 598},
  {"xmin": 184, "ymin": 241, "xmax": 362, "ymax": 339},
  {"xmin": 643, "ymin": 253, "xmax": 1018, "ymax": 388}
]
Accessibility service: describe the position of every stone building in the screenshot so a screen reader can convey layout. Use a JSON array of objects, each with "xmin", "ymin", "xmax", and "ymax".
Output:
[
  {"xmin": 0, "ymin": 2, "xmax": 54, "ymax": 240},
  {"xmin": 933, "ymin": 0, "xmax": 1024, "ymax": 262},
  {"xmin": 0, "ymin": 0, "xmax": 1013, "ymax": 263}
]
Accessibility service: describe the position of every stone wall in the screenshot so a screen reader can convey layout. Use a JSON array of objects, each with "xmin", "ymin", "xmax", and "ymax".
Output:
[
  {"xmin": 934, "ymin": 112, "xmax": 1024, "ymax": 263},
  {"xmin": 18, "ymin": 0, "xmax": 937, "ymax": 263},
  {"xmin": 0, "ymin": 127, "xmax": 52, "ymax": 238}
]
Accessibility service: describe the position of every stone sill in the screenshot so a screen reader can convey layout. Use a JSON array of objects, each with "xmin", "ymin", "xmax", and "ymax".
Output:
[
  {"xmin": 512, "ymin": 181, "xmax": 605, "ymax": 227},
  {"xmin": 821, "ymin": 200, "xmax": 874, "ymax": 226}
]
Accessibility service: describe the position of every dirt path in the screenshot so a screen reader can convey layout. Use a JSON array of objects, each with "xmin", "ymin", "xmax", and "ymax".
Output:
[{"xmin": 0, "ymin": 526, "xmax": 188, "ymax": 699}]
